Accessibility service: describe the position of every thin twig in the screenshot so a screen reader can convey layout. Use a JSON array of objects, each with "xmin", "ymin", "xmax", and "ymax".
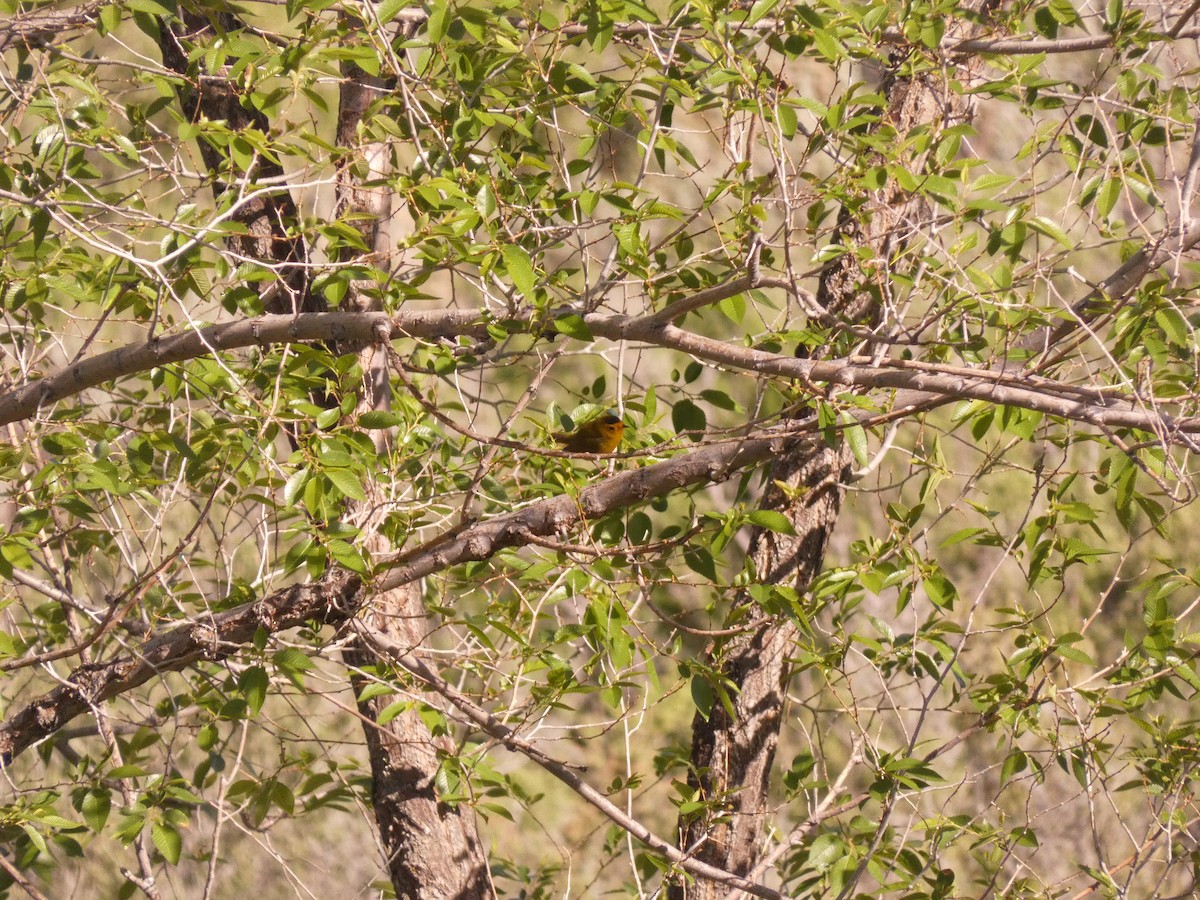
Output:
[{"xmin": 355, "ymin": 621, "xmax": 784, "ymax": 899}]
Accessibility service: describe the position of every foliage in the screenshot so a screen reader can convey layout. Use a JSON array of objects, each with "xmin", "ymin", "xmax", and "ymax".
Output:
[{"xmin": 2, "ymin": 0, "xmax": 1200, "ymax": 897}]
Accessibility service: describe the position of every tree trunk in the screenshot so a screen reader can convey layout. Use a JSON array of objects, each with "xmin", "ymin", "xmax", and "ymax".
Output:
[
  {"xmin": 332, "ymin": 12, "xmax": 491, "ymax": 895},
  {"xmin": 671, "ymin": 19, "xmax": 990, "ymax": 896},
  {"xmin": 159, "ymin": 9, "xmax": 490, "ymax": 894},
  {"xmin": 345, "ymin": 584, "xmax": 492, "ymax": 899},
  {"xmin": 672, "ymin": 442, "xmax": 849, "ymax": 895},
  {"xmin": 159, "ymin": 11, "xmax": 313, "ymax": 314}
]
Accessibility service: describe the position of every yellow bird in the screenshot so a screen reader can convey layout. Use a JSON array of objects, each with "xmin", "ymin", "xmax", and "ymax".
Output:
[{"xmin": 552, "ymin": 412, "xmax": 625, "ymax": 454}]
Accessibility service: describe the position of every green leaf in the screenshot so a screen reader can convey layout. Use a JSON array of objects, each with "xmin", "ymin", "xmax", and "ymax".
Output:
[
  {"xmin": 644, "ymin": 385, "xmax": 657, "ymax": 422},
  {"xmin": 684, "ymin": 546, "xmax": 717, "ymax": 580},
  {"xmin": 239, "ymin": 666, "xmax": 269, "ymax": 717},
  {"xmin": 372, "ymin": 699, "xmax": 406, "ymax": 727},
  {"xmin": 747, "ymin": 510, "xmax": 796, "ymax": 535},
  {"xmin": 427, "ymin": 0, "xmax": 450, "ymax": 42},
  {"xmin": 358, "ymin": 682, "xmax": 394, "ymax": 702},
  {"xmin": 972, "ymin": 173, "xmax": 1013, "ymax": 192},
  {"xmin": 378, "ymin": 0, "xmax": 407, "ymax": 22},
  {"xmin": 501, "ymin": 244, "xmax": 536, "ymax": 298},
  {"xmin": 628, "ymin": 512, "xmax": 652, "ymax": 543},
  {"xmin": 1094, "ymin": 177, "xmax": 1120, "ymax": 218},
  {"xmin": 776, "ymin": 103, "xmax": 797, "ymax": 139},
  {"xmin": 843, "ymin": 419, "xmax": 869, "ymax": 468},
  {"xmin": 358, "ymin": 410, "xmax": 402, "ymax": 429},
  {"xmin": 326, "ymin": 467, "xmax": 366, "ymax": 501},
  {"xmin": 1106, "ymin": 0, "xmax": 1123, "ymax": 27},
  {"xmin": 744, "ymin": 0, "xmax": 780, "ymax": 25},
  {"xmin": 273, "ymin": 648, "xmax": 314, "ymax": 688},
  {"xmin": 127, "ymin": 0, "xmax": 175, "ymax": 15},
  {"xmin": 1028, "ymin": 215, "xmax": 1073, "ymax": 249},
  {"xmin": 699, "ymin": 389, "xmax": 736, "ymax": 411},
  {"xmin": 671, "ymin": 400, "xmax": 707, "ymax": 441},
  {"xmin": 1172, "ymin": 659, "xmax": 1200, "ymax": 692},
  {"xmin": 1056, "ymin": 644, "xmax": 1096, "ymax": 666},
  {"xmin": 32, "ymin": 812, "xmax": 81, "ymax": 830},
  {"xmin": 475, "ymin": 183, "xmax": 496, "ymax": 218},
  {"xmin": 270, "ymin": 781, "xmax": 296, "ymax": 816},
  {"xmin": 717, "ymin": 291, "xmax": 745, "ymax": 324},
  {"xmin": 924, "ymin": 572, "xmax": 958, "ymax": 609},
  {"xmin": 151, "ymin": 822, "xmax": 182, "ymax": 865},
  {"xmin": 80, "ymin": 788, "xmax": 112, "ymax": 833},
  {"xmin": 1048, "ymin": 0, "xmax": 1080, "ymax": 24},
  {"xmin": 99, "ymin": 4, "xmax": 121, "ymax": 34},
  {"xmin": 1, "ymin": 539, "xmax": 33, "ymax": 570},
  {"xmin": 283, "ymin": 468, "xmax": 308, "ymax": 507},
  {"xmin": 807, "ymin": 833, "xmax": 843, "ymax": 871},
  {"xmin": 555, "ymin": 314, "xmax": 594, "ymax": 342},
  {"xmin": 1155, "ymin": 307, "xmax": 1189, "ymax": 347},
  {"xmin": 690, "ymin": 675, "xmax": 713, "ymax": 718},
  {"xmin": 327, "ymin": 538, "xmax": 369, "ymax": 574},
  {"xmin": 810, "ymin": 28, "xmax": 844, "ymax": 62},
  {"xmin": 21, "ymin": 823, "xmax": 48, "ymax": 856},
  {"xmin": 109, "ymin": 765, "xmax": 149, "ymax": 779},
  {"xmin": 612, "ymin": 219, "xmax": 642, "ymax": 257}
]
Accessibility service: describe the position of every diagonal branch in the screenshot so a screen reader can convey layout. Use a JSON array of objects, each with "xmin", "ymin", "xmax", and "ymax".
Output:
[
  {"xmin": 0, "ymin": 312, "xmax": 400, "ymax": 426},
  {"xmin": 355, "ymin": 621, "xmax": 784, "ymax": 899},
  {"xmin": 1168, "ymin": 0, "xmax": 1200, "ymax": 39},
  {"xmin": 0, "ymin": 573, "xmax": 362, "ymax": 765},
  {"xmin": 1021, "ymin": 219, "xmax": 1200, "ymax": 357},
  {"xmin": 0, "ymin": 432, "xmax": 790, "ymax": 765},
  {"xmin": 313, "ymin": 7, "xmax": 1200, "ymax": 56},
  {"xmin": 0, "ymin": 1, "xmax": 106, "ymax": 51}
]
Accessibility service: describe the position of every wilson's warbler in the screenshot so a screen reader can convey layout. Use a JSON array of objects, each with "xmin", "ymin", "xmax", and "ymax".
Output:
[{"xmin": 552, "ymin": 413, "xmax": 625, "ymax": 454}]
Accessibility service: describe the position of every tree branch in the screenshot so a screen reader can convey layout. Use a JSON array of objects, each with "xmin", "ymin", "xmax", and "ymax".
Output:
[
  {"xmin": 355, "ymin": 622, "xmax": 784, "ymax": 899},
  {"xmin": 0, "ymin": 1, "xmax": 106, "ymax": 51},
  {"xmin": 949, "ymin": 27, "xmax": 1200, "ymax": 54},
  {"xmin": 0, "ymin": 851, "xmax": 52, "ymax": 900},
  {"xmin": 1023, "ymin": 219, "xmax": 1200, "ymax": 356},
  {"xmin": 2, "ymin": 309, "xmax": 1196, "ymax": 443},
  {"xmin": 585, "ymin": 315, "xmax": 1200, "ymax": 442},
  {"xmin": 366, "ymin": 8, "xmax": 1200, "ymax": 57},
  {"xmin": 0, "ymin": 433, "xmax": 789, "ymax": 765},
  {"xmin": 0, "ymin": 572, "xmax": 361, "ymax": 765},
  {"xmin": 1168, "ymin": 0, "xmax": 1200, "ymax": 39},
  {"xmin": 0, "ymin": 311, "xmax": 442, "ymax": 426}
]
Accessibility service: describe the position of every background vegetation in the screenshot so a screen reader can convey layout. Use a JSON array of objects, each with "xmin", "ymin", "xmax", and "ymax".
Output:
[{"xmin": 2, "ymin": 0, "xmax": 1200, "ymax": 897}]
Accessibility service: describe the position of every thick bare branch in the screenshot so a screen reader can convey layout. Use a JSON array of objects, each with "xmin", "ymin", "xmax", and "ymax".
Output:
[
  {"xmin": 1, "ymin": 309, "xmax": 1196, "ymax": 441},
  {"xmin": 1023, "ymin": 219, "xmax": 1200, "ymax": 356},
  {"xmin": 0, "ymin": 312, "xmax": 402, "ymax": 426},
  {"xmin": 363, "ymin": 8, "xmax": 1200, "ymax": 56},
  {"xmin": 950, "ymin": 27, "xmax": 1200, "ymax": 54},
  {"xmin": 1168, "ymin": 0, "xmax": 1200, "ymax": 38},
  {"xmin": 0, "ymin": 433, "xmax": 790, "ymax": 765},
  {"xmin": 0, "ymin": 573, "xmax": 362, "ymax": 765},
  {"xmin": 0, "ymin": 1, "xmax": 105, "ymax": 51}
]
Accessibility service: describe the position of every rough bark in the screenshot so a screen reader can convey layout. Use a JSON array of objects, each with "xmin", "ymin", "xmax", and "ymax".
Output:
[
  {"xmin": 0, "ymin": 434, "xmax": 789, "ymax": 767},
  {"xmin": 158, "ymin": 9, "xmax": 489, "ymax": 892},
  {"xmin": 3, "ymin": 308, "xmax": 1196, "ymax": 433},
  {"xmin": 0, "ymin": 573, "xmax": 363, "ymax": 765},
  {"xmin": 158, "ymin": 10, "xmax": 313, "ymax": 314},
  {"xmin": 333, "ymin": 16, "xmax": 490, "ymax": 894},
  {"xmin": 671, "ymin": 23, "xmax": 990, "ymax": 898},
  {"xmin": 0, "ymin": 1, "xmax": 106, "ymax": 51},
  {"xmin": 672, "ymin": 442, "xmax": 849, "ymax": 893},
  {"xmin": 345, "ymin": 584, "xmax": 492, "ymax": 900}
]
